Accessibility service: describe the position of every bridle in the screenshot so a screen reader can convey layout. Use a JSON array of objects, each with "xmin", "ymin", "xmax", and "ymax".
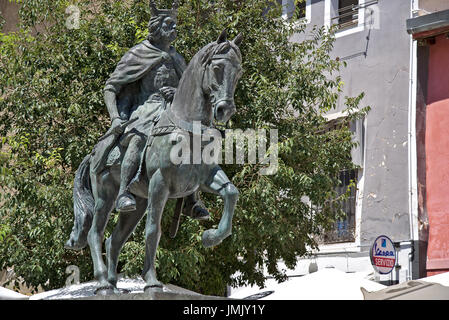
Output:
[
  {"xmin": 205, "ymin": 53, "xmax": 241, "ymax": 113},
  {"xmin": 166, "ymin": 48, "xmax": 241, "ymax": 135}
]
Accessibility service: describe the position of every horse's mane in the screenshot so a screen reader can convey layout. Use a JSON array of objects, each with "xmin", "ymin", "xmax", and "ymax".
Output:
[
  {"xmin": 177, "ymin": 40, "xmax": 242, "ymax": 90},
  {"xmin": 171, "ymin": 39, "xmax": 241, "ymax": 122},
  {"xmin": 199, "ymin": 40, "xmax": 242, "ymax": 65}
]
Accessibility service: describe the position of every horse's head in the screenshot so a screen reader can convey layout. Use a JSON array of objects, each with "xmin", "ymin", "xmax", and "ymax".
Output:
[
  {"xmin": 201, "ymin": 31, "xmax": 243, "ymax": 123},
  {"xmin": 170, "ymin": 31, "xmax": 243, "ymax": 129}
]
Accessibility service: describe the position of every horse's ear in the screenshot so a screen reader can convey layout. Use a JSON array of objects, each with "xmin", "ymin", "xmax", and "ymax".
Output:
[
  {"xmin": 149, "ymin": 0, "xmax": 158, "ymax": 16},
  {"xmin": 233, "ymin": 33, "xmax": 243, "ymax": 47},
  {"xmin": 217, "ymin": 30, "xmax": 227, "ymax": 44}
]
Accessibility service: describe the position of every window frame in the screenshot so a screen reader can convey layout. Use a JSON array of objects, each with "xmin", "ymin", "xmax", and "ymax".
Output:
[
  {"xmin": 321, "ymin": 168, "xmax": 358, "ymax": 244},
  {"xmin": 314, "ymin": 112, "xmax": 366, "ymax": 252},
  {"xmin": 282, "ymin": 0, "xmax": 312, "ymax": 25},
  {"xmin": 324, "ymin": 0, "xmax": 367, "ymax": 38}
]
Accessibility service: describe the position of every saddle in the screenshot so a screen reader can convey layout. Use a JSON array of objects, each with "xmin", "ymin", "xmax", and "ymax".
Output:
[
  {"xmin": 90, "ymin": 107, "xmax": 176, "ymax": 174},
  {"xmin": 90, "ymin": 118, "xmax": 138, "ymax": 175},
  {"xmin": 127, "ymin": 111, "xmax": 179, "ymax": 193},
  {"xmin": 90, "ymin": 106, "xmax": 193, "ymax": 197}
]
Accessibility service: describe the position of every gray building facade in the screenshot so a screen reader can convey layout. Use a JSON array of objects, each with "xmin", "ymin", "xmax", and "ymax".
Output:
[{"xmin": 273, "ymin": 0, "xmax": 424, "ymax": 285}]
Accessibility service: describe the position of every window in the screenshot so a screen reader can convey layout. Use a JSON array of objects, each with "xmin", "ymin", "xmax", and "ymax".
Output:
[
  {"xmin": 282, "ymin": 0, "xmax": 311, "ymax": 23},
  {"xmin": 325, "ymin": 0, "xmax": 378, "ymax": 38},
  {"xmin": 296, "ymin": 0, "xmax": 307, "ymax": 19},
  {"xmin": 323, "ymin": 169, "xmax": 357, "ymax": 243},
  {"xmin": 316, "ymin": 115, "xmax": 365, "ymax": 244},
  {"xmin": 335, "ymin": 0, "xmax": 359, "ymax": 30}
]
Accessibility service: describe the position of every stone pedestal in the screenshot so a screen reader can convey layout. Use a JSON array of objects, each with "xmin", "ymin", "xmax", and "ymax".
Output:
[
  {"xmin": 0, "ymin": 286, "xmax": 29, "ymax": 300},
  {"xmin": 29, "ymin": 276, "xmax": 231, "ymax": 300}
]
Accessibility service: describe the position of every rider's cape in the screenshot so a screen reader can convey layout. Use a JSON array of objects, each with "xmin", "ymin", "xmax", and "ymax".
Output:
[
  {"xmin": 91, "ymin": 39, "xmax": 186, "ymax": 174},
  {"xmin": 104, "ymin": 39, "xmax": 186, "ymax": 118}
]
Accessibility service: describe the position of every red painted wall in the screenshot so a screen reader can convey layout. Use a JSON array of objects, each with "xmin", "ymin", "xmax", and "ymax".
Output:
[{"xmin": 425, "ymin": 34, "xmax": 449, "ymax": 276}]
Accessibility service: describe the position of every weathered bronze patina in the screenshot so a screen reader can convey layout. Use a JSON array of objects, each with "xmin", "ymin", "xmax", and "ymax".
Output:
[{"xmin": 65, "ymin": 0, "xmax": 243, "ymax": 294}]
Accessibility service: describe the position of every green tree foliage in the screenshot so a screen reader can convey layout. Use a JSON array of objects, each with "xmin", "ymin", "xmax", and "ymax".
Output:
[{"xmin": 0, "ymin": 0, "xmax": 369, "ymax": 295}]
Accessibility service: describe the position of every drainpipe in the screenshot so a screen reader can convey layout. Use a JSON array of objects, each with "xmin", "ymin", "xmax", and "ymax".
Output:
[
  {"xmin": 407, "ymin": 0, "xmax": 419, "ymax": 279},
  {"xmin": 408, "ymin": 241, "xmax": 415, "ymax": 280}
]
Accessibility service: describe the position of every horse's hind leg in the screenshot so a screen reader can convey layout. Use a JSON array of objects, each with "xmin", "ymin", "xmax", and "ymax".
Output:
[
  {"xmin": 142, "ymin": 169, "xmax": 169, "ymax": 290},
  {"xmin": 200, "ymin": 166, "xmax": 239, "ymax": 247},
  {"xmin": 87, "ymin": 170, "xmax": 117, "ymax": 290},
  {"xmin": 105, "ymin": 196, "xmax": 147, "ymax": 289}
]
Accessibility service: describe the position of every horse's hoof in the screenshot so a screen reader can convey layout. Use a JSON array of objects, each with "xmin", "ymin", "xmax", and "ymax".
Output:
[
  {"xmin": 64, "ymin": 237, "xmax": 87, "ymax": 251},
  {"xmin": 202, "ymin": 229, "xmax": 222, "ymax": 248},
  {"xmin": 183, "ymin": 200, "xmax": 210, "ymax": 220},
  {"xmin": 192, "ymin": 207, "xmax": 210, "ymax": 220}
]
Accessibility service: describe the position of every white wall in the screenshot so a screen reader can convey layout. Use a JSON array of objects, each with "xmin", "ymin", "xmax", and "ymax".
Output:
[{"xmin": 419, "ymin": 0, "xmax": 449, "ymax": 13}]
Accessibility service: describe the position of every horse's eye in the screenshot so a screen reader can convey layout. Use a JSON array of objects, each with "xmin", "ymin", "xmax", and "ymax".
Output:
[{"xmin": 213, "ymin": 65, "xmax": 223, "ymax": 84}]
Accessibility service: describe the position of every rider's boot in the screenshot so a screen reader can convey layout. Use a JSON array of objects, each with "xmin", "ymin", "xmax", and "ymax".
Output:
[
  {"xmin": 182, "ymin": 192, "xmax": 210, "ymax": 220},
  {"xmin": 116, "ymin": 136, "xmax": 143, "ymax": 212},
  {"xmin": 116, "ymin": 190, "xmax": 136, "ymax": 212}
]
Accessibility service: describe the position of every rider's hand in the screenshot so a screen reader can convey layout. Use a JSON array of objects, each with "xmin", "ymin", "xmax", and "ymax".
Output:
[
  {"xmin": 111, "ymin": 117, "xmax": 126, "ymax": 133},
  {"xmin": 160, "ymin": 86, "xmax": 176, "ymax": 102}
]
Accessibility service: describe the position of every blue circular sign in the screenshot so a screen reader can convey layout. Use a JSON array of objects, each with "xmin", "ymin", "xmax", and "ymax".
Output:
[{"xmin": 370, "ymin": 235, "xmax": 396, "ymax": 275}]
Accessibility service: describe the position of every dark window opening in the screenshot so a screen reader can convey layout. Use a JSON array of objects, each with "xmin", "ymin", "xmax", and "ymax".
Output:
[
  {"xmin": 296, "ymin": 0, "xmax": 306, "ymax": 19},
  {"xmin": 322, "ymin": 169, "xmax": 357, "ymax": 244},
  {"xmin": 316, "ymin": 117, "xmax": 358, "ymax": 244}
]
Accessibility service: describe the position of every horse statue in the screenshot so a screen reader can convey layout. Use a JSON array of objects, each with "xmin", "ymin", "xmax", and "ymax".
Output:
[{"xmin": 65, "ymin": 31, "xmax": 243, "ymax": 293}]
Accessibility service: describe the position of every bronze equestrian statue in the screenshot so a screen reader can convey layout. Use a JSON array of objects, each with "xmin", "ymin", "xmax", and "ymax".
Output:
[{"xmin": 65, "ymin": 0, "xmax": 243, "ymax": 294}]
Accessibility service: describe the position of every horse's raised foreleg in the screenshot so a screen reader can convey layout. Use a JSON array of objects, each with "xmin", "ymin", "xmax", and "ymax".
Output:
[
  {"xmin": 88, "ymin": 170, "xmax": 117, "ymax": 290},
  {"xmin": 105, "ymin": 196, "xmax": 147, "ymax": 289},
  {"xmin": 142, "ymin": 169, "xmax": 169, "ymax": 290},
  {"xmin": 200, "ymin": 166, "xmax": 239, "ymax": 247}
]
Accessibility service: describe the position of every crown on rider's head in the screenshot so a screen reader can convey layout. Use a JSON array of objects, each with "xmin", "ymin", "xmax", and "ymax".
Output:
[
  {"xmin": 149, "ymin": 0, "xmax": 179, "ymax": 19},
  {"xmin": 147, "ymin": 0, "xmax": 178, "ymax": 38}
]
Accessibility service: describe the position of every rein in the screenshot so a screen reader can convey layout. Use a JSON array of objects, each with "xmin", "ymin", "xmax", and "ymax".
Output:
[{"xmin": 166, "ymin": 107, "xmax": 211, "ymax": 134}]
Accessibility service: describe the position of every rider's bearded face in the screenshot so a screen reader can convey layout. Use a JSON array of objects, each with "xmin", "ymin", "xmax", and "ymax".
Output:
[{"xmin": 156, "ymin": 16, "xmax": 177, "ymax": 44}]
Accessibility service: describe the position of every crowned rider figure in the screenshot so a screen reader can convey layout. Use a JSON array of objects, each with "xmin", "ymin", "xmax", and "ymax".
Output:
[{"xmin": 95, "ymin": 0, "xmax": 209, "ymax": 218}]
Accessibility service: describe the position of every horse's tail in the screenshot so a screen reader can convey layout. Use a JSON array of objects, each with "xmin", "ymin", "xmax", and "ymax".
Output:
[{"xmin": 65, "ymin": 155, "xmax": 94, "ymax": 251}]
